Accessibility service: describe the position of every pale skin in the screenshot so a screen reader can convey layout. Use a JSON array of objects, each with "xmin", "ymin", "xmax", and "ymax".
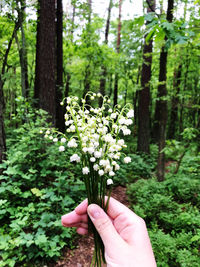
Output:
[{"xmin": 61, "ymin": 197, "xmax": 157, "ymax": 267}]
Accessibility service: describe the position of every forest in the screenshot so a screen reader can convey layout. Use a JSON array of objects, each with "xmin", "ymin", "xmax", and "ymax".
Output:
[{"xmin": 0, "ymin": 0, "xmax": 200, "ymax": 266}]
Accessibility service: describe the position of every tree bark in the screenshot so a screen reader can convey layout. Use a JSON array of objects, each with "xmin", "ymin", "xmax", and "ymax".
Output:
[
  {"xmin": 113, "ymin": 0, "xmax": 122, "ymax": 107},
  {"xmin": 156, "ymin": 0, "xmax": 174, "ymax": 181},
  {"xmin": 56, "ymin": 0, "xmax": 64, "ymax": 131},
  {"xmin": 179, "ymin": 49, "xmax": 189, "ymax": 135},
  {"xmin": 168, "ymin": 63, "xmax": 181, "ymax": 139},
  {"xmin": 64, "ymin": 2, "xmax": 76, "ymax": 104},
  {"xmin": 16, "ymin": 0, "xmax": 29, "ymax": 98},
  {"xmin": 34, "ymin": 0, "xmax": 56, "ymax": 125},
  {"xmin": 0, "ymin": 21, "xmax": 20, "ymax": 165},
  {"xmin": 0, "ymin": 87, "xmax": 6, "ymax": 166},
  {"xmin": 99, "ymin": 0, "xmax": 113, "ymax": 107},
  {"xmin": 137, "ymin": 0, "xmax": 155, "ymax": 154},
  {"xmin": 82, "ymin": 0, "xmax": 92, "ymax": 104}
]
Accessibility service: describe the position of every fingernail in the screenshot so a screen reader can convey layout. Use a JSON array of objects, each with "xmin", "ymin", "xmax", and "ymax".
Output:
[{"xmin": 87, "ymin": 204, "xmax": 101, "ymax": 219}]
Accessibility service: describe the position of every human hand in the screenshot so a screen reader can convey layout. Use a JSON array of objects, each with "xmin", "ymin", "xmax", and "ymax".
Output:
[{"xmin": 61, "ymin": 197, "xmax": 157, "ymax": 267}]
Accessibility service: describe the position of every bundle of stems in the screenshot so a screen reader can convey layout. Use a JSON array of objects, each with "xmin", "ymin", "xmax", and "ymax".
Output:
[{"xmin": 84, "ymin": 161, "xmax": 112, "ymax": 266}]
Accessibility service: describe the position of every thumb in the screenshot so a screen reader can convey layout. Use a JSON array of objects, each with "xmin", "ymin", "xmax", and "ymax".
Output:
[{"xmin": 87, "ymin": 204, "xmax": 123, "ymax": 248}]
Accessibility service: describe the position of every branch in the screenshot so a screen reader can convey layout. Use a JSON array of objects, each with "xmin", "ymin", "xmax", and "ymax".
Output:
[
  {"xmin": 146, "ymin": 0, "xmax": 160, "ymax": 18},
  {"xmin": 174, "ymin": 143, "xmax": 189, "ymax": 174},
  {"xmin": 1, "ymin": 20, "xmax": 20, "ymax": 81}
]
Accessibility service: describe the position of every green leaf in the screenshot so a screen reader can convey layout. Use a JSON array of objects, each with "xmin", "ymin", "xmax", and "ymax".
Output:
[
  {"xmin": 35, "ymin": 234, "xmax": 47, "ymax": 245},
  {"xmin": 0, "ymin": 199, "xmax": 7, "ymax": 206},
  {"xmin": 191, "ymin": 235, "xmax": 200, "ymax": 242},
  {"xmin": 31, "ymin": 188, "xmax": 43, "ymax": 197},
  {"xmin": 146, "ymin": 29, "xmax": 156, "ymax": 42},
  {"xmin": 155, "ymin": 28, "xmax": 165, "ymax": 42}
]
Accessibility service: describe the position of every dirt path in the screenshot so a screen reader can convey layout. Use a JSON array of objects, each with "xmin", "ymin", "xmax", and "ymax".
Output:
[{"xmin": 54, "ymin": 186, "xmax": 129, "ymax": 267}]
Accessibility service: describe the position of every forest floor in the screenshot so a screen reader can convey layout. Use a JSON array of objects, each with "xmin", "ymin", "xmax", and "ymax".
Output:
[{"xmin": 54, "ymin": 186, "xmax": 129, "ymax": 267}]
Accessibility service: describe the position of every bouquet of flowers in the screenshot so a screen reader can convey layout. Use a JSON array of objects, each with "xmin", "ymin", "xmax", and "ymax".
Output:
[{"xmin": 45, "ymin": 92, "xmax": 134, "ymax": 266}]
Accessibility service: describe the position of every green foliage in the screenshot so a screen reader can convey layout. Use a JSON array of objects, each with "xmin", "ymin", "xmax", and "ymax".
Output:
[
  {"xmin": 127, "ymin": 161, "xmax": 200, "ymax": 267},
  {"xmin": 0, "ymin": 107, "xmax": 85, "ymax": 266},
  {"xmin": 115, "ymin": 153, "xmax": 155, "ymax": 184},
  {"xmin": 145, "ymin": 14, "xmax": 195, "ymax": 50}
]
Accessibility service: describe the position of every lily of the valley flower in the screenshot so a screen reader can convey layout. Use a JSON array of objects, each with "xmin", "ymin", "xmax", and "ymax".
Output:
[
  {"xmin": 82, "ymin": 167, "xmax": 89, "ymax": 175},
  {"xmin": 67, "ymin": 138, "xmax": 77, "ymax": 148},
  {"xmin": 124, "ymin": 156, "xmax": 131, "ymax": 164},
  {"xmin": 59, "ymin": 145, "xmax": 65, "ymax": 152},
  {"xmin": 70, "ymin": 154, "xmax": 80, "ymax": 163},
  {"xmin": 107, "ymin": 178, "xmax": 113, "ymax": 185}
]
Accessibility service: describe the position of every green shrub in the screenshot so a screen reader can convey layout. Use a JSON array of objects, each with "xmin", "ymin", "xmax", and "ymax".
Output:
[
  {"xmin": 115, "ymin": 153, "xmax": 155, "ymax": 184},
  {"xmin": 149, "ymin": 230, "xmax": 200, "ymax": 267},
  {"xmin": 165, "ymin": 174, "xmax": 200, "ymax": 207},
  {"xmin": 127, "ymin": 172, "xmax": 200, "ymax": 267},
  {"xmin": 0, "ymin": 109, "xmax": 86, "ymax": 266}
]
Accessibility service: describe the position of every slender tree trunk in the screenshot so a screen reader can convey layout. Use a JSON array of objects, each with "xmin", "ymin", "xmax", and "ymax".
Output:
[
  {"xmin": 168, "ymin": 63, "xmax": 181, "ymax": 139},
  {"xmin": 82, "ymin": 0, "xmax": 92, "ymax": 103},
  {"xmin": 64, "ymin": 2, "xmax": 76, "ymax": 101},
  {"xmin": 70, "ymin": 3, "xmax": 76, "ymax": 39},
  {"xmin": 124, "ymin": 79, "xmax": 128, "ymax": 106},
  {"xmin": 131, "ymin": 65, "xmax": 141, "ymax": 127},
  {"xmin": 16, "ymin": 0, "xmax": 29, "ymax": 98},
  {"xmin": 113, "ymin": 0, "xmax": 122, "ymax": 107},
  {"xmin": 113, "ymin": 73, "xmax": 118, "ymax": 107},
  {"xmin": 56, "ymin": 0, "xmax": 64, "ymax": 131},
  {"xmin": 137, "ymin": 0, "xmax": 155, "ymax": 154},
  {"xmin": 179, "ymin": 49, "xmax": 189, "ymax": 135},
  {"xmin": 0, "ymin": 89, "xmax": 6, "ymax": 167},
  {"xmin": 99, "ymin": 0, "xmax": 113, "ymax": 106},
  {"xmin": 108, "ymin": 74, "xmax": 113, "ymax": 98},
  {"xmin": 156, "ymin": 0, "xmax": 174, "ymax": 181},
  {"xmin": 105, "ymin": 0, "xmax": 112, "ymax": 45},
  {"xmin": 0, "ymin": 22, "xmax": 20, "ymax": 165},
  {"xmin": 34, "ymin": 0, "xmax": 56, "ymax": 125}
]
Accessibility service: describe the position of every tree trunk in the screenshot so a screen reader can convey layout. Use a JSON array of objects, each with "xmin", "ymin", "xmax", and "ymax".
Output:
[
  {"xmin": 0, "ymin": 87, "xmax": 6, "ymax": 166},
  {"xmin": 56, "ymin": 0, "xmax": 64, "ymax": 131},
  {"xmin": 16, "ymin": 0, "xmax": 29, "ymax": 98},
  {"xmin": 113, "ymin": 73, "xmax": 118, "ymax": 107},
  {"xmin": 133, "ymin": 65, "xmax": 141, "ymax": 127},
  {"xmin": 156, "ymin": 0, "xmax": 174, "ymax": 182},
  {"xmin": 113, "ymin": 0, "xmax": 122, "ymax": 107},
  {"xmin": 108, "ymin": 73, "xmax": 113, "ymax": 98},
  {"xmin": 168, "ymin": 63, "xmax": 181, "ymax": 139},
  {"xmin": 0, "ymin": 21, "xmax": 20, "ymax": 165},
  {"xmin": 82, "ymin": 0, "xmax": 92, "ymax": 104},
  {"xmin": 34, "ymin": 0, "xmax": 56, "ymax": 125},
  {"xmin": 70, "ymin": 3, "xmax": 76, "ymax": 39},
  {"xmin": 64, "ymin": 2, "xmax": 76, "ymax": 102},
  {"xmin": 99, "ymin": 0, "xmax": 113, "ymax": 106},
  {"xmin": 179, "ymin": 48, "xmax": 189, "ymax": 135},
  {"xmin": 137, "ymin": 0, "xmax": 155, "ymax": 154},
  {"xmin": 105, "ymin": 0, "xmax": 112, "ymax": 45}
]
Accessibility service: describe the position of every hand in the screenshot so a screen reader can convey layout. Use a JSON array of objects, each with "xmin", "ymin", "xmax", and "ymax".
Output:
[{"xmin": 61, "ymin": 197, "xmax": 157, "ymax": 267}]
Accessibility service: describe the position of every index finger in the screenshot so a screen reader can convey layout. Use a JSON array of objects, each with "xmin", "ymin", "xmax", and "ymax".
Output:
[{"xmin": 107, "ymin": 197, "xmax": 141, "ymax": 222}]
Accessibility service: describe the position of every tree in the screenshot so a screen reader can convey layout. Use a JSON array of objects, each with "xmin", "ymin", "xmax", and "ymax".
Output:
[
  {"xmin": 56, "ymin": 0, "xmax": 64, "ymax": 131},
  {"xmin": 82, "ymin": 0, "xmax": 92, "ymax": 103},
  {"xmin": 137, "ymin": 0, "xmax": 156, "ymax": 154},
  {"xmin": 64, "ymin": 0, "xmax": 76, "ymax": 100},
  {"xmin": 155, "ymin": 0, "xmax": 174, "ymax": 181},
  {"xmin": 34, "ymin": 0, "xmax": 56, "ymax": 125},
  {"xmin": 15, "ymin": 0, "xmax": 29, "ymax": 98},
  {"xmin": 0, "ymin": 87, "xmax": 6, "ymax": 166},
  {"xmin": 113, "ymin": 0, "xmax": 122, "ymax": 107},
  {"xmin": 168, "ymin": 61, "xmax": 182, "ymax": 139},
  {"xmin": 0, "ymin": 20, "xmax": 20, "ymax": 164},
  {"xmin": 99, "ymin": 0, "xmax": 113, "ymax": 106}
]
